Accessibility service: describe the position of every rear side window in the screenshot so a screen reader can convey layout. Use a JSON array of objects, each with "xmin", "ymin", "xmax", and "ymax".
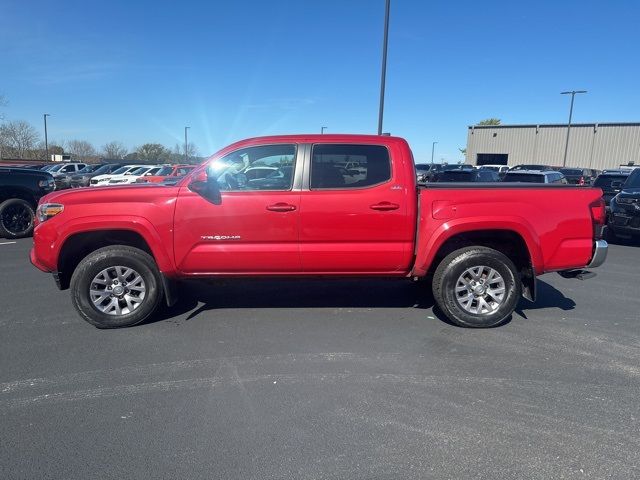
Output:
[{"xmin": 311, "ymin": 144, "xmax": 391, "ymax": 189}]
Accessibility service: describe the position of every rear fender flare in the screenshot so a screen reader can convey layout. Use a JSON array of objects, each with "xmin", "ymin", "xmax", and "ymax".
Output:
[{"xmin": 412, "ymin": 217, "xmax": 543, "ymax": 277}]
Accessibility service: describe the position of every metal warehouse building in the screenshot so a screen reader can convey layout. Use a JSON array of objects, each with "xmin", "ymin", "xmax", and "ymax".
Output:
[{"xmin": 466, "ymin": 123, "xmax": 640, "ymax": 170}]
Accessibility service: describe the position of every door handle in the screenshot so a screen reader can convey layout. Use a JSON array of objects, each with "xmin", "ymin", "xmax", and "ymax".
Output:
[
  {"xmin": 266, "ymin": 203, "xmax": 297, "ymax": 212},
  {"xmin": 370, "ymin": 202, "xmax": 400, "ymax": 211}
]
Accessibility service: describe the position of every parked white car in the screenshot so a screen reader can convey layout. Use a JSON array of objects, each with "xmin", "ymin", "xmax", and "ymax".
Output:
[
  {"xmin": 107, "ymin": 165, "xmax": 164, "ymax": 185},
  {"xmin": 91, "ymin": 165, "xmax": 144, "ymax": 186}
]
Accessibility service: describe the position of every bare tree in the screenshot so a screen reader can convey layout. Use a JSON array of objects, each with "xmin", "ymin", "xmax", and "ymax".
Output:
[
  {"xmin": 67, "ymin": 140, "xmax": 96, "ymax": 161},
  {"xmin": 172, "ymin": 142, "xmax": 198, "ymax": 162},
  {"xmin": 0, "ymin": 94, "xmax": 7, "ymax": 121},
  {"xmin": 0, "ymin": 120, "xmax": 41, "ymax": 159},
  {"xmin": 101, "ymin": 141, "xmax": 128, "ymax": 159}
]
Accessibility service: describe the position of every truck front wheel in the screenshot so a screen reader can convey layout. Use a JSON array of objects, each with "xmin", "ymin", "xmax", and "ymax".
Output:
[
  {"xmin": 432, "ymin": 246, "xmax": 521, "ymax": 328},
  {"xmin": 70, "ymin": 246, "xmax": 163, "ymax": 328}
]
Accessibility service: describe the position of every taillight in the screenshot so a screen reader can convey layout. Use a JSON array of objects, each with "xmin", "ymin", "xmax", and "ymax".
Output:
[
  {"xmin": 579, "ymin": 176, "xmax": 585, "ymax": 185},
  {"xmin": 589, "ymin": 198, "xmax": 606, "ymax": 239}
]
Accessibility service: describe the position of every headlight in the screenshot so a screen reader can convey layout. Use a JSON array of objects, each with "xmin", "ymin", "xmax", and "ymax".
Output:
[
  {"xmin": 38, "ymin": 178, "xmax": 55, "ymax": 190},
  {"xmin": 37, "ymin": 203, "xmax": 64, "ymax": 222}
]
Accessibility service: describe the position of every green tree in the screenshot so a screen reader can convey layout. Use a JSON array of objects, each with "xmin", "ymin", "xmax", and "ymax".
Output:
[
  {"xmin": 135, "ymin": 143, "xmax": 171, "ymax": 162},
  {"xmin": 477, "ymin": 118, "xmax": 501, "ymax": 126}
]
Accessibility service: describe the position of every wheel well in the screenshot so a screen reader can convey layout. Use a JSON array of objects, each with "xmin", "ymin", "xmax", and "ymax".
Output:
[
  {"xmin": 429, "ymin": 229, "xmax": 533, "ymax": 285},
  {"xmin": 0, "ymin": 188, "xmax": 37, "ymax": 208},
  {"xmin": 57, "ymin": 230, "xmax": 154, "ymax": 289}
]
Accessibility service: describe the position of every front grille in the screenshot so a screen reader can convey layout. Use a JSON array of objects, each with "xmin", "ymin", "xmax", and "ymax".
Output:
[{"xmin": 614, "ymin": 215, "xmax": 629, "ymax": 226}]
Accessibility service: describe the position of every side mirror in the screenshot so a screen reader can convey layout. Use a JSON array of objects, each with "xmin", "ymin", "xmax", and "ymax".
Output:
[{"xmin": 189, "ymin": 170, "xmax": 222, "ymax": 205}]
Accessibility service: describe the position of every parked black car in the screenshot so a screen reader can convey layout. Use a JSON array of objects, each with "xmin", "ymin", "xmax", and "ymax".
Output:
[
  {"xmin": 69, "ymin": 163, "xmax": 124, "ymax": 187},
  {"xmin": 0, "ymin": 167, "xmax": 55, "ymax": 238},
  {"xmin": 415, "ymin": 163, "xmax": 443, "ymax": 183},
  {"xmin": 608, "ymin": 168, "xmax": 640, "ymax": 239},
  {"xmin": 433, "ymin": 168, "xmax": 500, "ymax": 182},
  {"xmin": 509, "ymin": 164, "xmax": 554, "ymax": 172},
  {"xmin": 559, "ymin": 168, "xmax": 600, "ymax": 185},
  {"xmin": 593, "ymin": 170, "xmax": 631, "ymax": 207}
]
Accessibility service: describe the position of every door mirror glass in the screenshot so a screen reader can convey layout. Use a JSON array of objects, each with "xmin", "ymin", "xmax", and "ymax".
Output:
[{"xmin": 188, "ymin": 169, "xmax": 222, "ymax": 205}]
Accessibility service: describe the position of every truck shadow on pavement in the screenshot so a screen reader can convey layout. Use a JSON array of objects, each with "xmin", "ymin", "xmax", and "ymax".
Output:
[{"xmin": 149, "ymin": 277, "xmax": 576, "ymax": 327}]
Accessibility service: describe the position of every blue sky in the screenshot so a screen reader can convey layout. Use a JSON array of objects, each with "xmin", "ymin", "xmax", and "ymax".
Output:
[{"xmin": 1, "ymin": 0, "xmax": 639, "ymax": 162}]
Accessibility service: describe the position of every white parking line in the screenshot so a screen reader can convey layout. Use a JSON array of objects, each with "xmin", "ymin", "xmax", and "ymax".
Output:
[{"xmin": 0, "ymin": 241, "xmax": 17, "ymax": 246}]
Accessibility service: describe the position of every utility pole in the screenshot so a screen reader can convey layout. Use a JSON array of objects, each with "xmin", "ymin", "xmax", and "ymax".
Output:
[
  {"xmin": 431, "ymin": 141, "xmax": 438, "ymax": 164},
  {"xmin": 377, "ymin": 0, "xmax": 391, "ymax": 135},
  {"xmin": 43, "ymin": 114, "xmax": 50, "ymax": 161},
  {"xmin": 561, "ymin": 90, "xmax": 587, "ymax": 167},
  {"xmin": 184, "ymin": 126, "xmax": 190, "ymax": 164},
  {"xmin": 321, "ymin": 126, "xmax": 327, "ymax": 134}
]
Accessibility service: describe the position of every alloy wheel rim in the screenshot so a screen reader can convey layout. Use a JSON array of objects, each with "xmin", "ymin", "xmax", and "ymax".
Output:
[
  {"xmin": 89, "ymin": 266, "xmax": 146, "ymax": 316},
  {"xmin": 455, "ymin": 266, "xmax": 506, "ymax": 315},
  {"xmin": 1, "ymin": 204, "xmax": 32, "ymax": 235}
]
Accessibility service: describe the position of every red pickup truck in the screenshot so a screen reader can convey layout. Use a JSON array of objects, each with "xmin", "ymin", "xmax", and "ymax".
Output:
[{"xmin": 30, "ymin": 134, "xmax": 608, "ymax": 329}]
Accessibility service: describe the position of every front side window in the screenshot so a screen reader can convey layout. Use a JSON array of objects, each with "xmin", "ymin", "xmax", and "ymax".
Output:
[
  {"xmin": 310, "ymin": 144, "xmax": 391, "ymax": 189},
  {"xmin": 208, "ymin": 144, "xmax": 296, "ymax": 191}
]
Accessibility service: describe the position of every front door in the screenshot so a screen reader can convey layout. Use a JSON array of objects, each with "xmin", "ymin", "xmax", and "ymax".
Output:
[{"xmin": 174, "ymin": 143, "xmax": 302, "ymax": 274}]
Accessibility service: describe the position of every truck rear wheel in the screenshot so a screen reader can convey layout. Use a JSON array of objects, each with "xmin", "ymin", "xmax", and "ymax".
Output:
[
  {"xmin": 432, "ymin": 246, "xmax": 521, "ymax": 328},
  {"xmin": 0, "ymin": 198, "xmax": 35, "ymax": 238},
  {"xmin": 70, "ymin": 246, "xmax": 163, "ymax": 328}
]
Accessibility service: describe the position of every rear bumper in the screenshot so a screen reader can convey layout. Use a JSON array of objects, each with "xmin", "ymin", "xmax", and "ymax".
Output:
[{"xmin": 587, "ymin": 240, "xmax": 608, "ymax": 268}]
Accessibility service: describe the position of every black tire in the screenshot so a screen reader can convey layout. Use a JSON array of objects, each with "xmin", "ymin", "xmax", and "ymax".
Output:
[
  {"xmin": 70, "ymin": 246, "xmax": 163, "ymax": 328},
  {"xmin": 0, "ymin": 198, "xmax": 35, "ymax": 238},
  {"xmin": 432, "ymin": 246, "xmax": 521, "ymax": 328}
]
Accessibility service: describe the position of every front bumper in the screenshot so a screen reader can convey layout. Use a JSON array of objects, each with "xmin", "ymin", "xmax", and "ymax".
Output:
[{"xmin": 587, "ymin": 240, "xmax": 608, "ymax": 268}]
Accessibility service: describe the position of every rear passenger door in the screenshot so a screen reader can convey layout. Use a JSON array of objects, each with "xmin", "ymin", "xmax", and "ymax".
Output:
[{"xmin": 299, "ymin": 143, "xmax": 414, "ymax": 273}]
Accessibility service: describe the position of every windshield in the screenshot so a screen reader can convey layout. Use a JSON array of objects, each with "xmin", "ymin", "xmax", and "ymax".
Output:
[
  {"xmin": 48, "ymin": 164, "xmax": 66, "ymax": 173},
  {"xmin": 127, "ymin": 167, "xmax": 148, "ymax": 175},
  {"xmin": 503, "ymin": 173, "xmax": 545, "ymax": 183},
  {"xmin": 415, "ymin": 165, "xmax": 430, "ymax": 172},
  {"xmin": 77, "ymin": 164, "xmax": 100, "ymax": 174},
  {"xmin": 91, "ymin": 164, "xmax": 119, "ymax": 175},
  {"xmin": 560, "ymin": 168, "xmax": 582, "ymax": 175},
  {"xmin": 594, "ymin": 174, "xmax": 628, "ymax": 188},
  {"xmin": 156, "ymin": 166, "xmax": 174, "ymax": 176},
  {"xmin": 624, "ymin": 169, "xmax": 640, "ymax": 188},
  {"xmin": 111, "ymin": 166, "xmax": 132, "ymax": 175}
]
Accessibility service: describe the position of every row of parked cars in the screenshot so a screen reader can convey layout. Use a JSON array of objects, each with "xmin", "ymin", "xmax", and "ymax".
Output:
[
  {"xmin": 415, "ymin": 162, "xmax": 640, "ymax": 241},
  {"xmin": 416, "ymin": 163, "xmax": 603, "ymax": 185},
  {"xmin": 33, "ymin": 162, "xmax": 196, "ymax": 190},
  {"xmin": 0, "ymin": 161, "xmax": 196, "ymax": 239}
]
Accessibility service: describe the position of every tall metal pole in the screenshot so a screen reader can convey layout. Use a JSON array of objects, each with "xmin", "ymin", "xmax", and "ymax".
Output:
[
  {"xmin": 561, "ymin": 90, "xmax": 587, "ymax": 167},
  {"xmin": 184, "ymin": 126, "xmax": 190, "ymax": 164},
  {"xmin": 321, "ymin": 126, "xmax": 327, "ymax": 134},
  {"xmin": 431, "ymin": 141, "xmax": 437, "ymax": 164},
  {"xmin": 377, "ymin": 0, "xmax": 391, "ymax": 135},
  {"xmin": 43, "ymin": 114, "xmax": 50, "ymax": 161}
]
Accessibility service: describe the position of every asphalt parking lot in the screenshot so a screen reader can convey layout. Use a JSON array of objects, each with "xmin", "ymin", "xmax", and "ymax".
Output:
[{"xmin": 1, "ymin": 238, "xmax": 639, "ymax": 479}]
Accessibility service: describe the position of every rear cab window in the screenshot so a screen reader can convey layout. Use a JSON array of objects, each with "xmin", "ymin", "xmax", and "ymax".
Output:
[{"xmin": 310, "ymin": 144, "xmax": 391, "ymax": 189}]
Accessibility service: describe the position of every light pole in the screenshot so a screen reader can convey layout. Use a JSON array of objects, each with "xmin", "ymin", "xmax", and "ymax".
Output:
[
  {"xmin": 321, "ymin": 126, "xmax": 327, "ymax": 134},
  {"xmin": 377, "ymin": 0, "xmax": 391, "ymax": 135},
  {"xmin": 43, "ymin": 114, "xmax": 50, "ymax": 161},
  {"xmin": 184, "ymin": 126, "xmax": 190, "ymax": 164},
  {"xmin": 431, "ymin": 141, "xmax": 438, "ymax": 164},
  {"xmin": 561, "ymin": 90, "xmax": 587, "ymax": 167}
]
